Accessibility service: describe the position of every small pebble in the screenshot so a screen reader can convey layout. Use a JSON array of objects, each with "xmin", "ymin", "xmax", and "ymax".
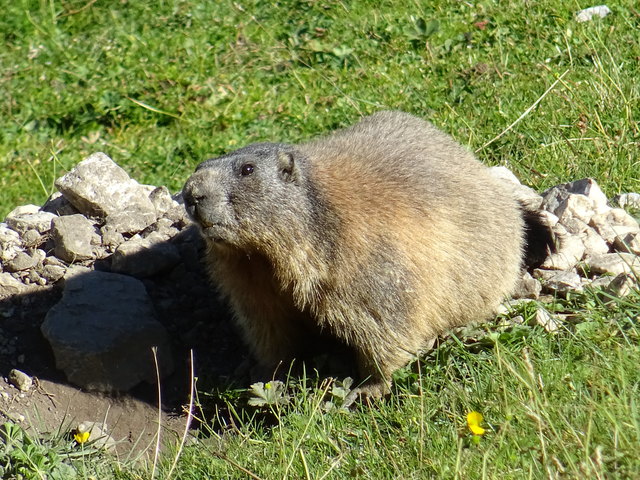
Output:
[{"xmin": 8, "ymin": 368, "xmax": 33, "ymax": 392}]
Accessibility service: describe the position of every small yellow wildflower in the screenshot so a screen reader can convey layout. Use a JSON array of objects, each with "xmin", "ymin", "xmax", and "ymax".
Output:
[
  {"xmin": 466, "ymin": 411, "xmax": 486, "ymax": 436},
  {"xmin": 74, "ymin": 430, "xmax": 91, "ymax": 444}
]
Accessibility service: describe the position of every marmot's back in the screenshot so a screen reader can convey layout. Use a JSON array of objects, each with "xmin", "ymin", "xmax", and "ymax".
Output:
[
  {"xmin": 301, "ymin": 111, "xmax": 523, "ymax": 332},
  {"xmin": 183, "ymin": 111, "xmax": 526, "ymax": 397}
]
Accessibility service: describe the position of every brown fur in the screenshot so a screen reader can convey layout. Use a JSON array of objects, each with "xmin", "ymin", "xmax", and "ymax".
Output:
[{"xmin": 183, "ymin": 111, "xmax": 525, "ymax": 396}]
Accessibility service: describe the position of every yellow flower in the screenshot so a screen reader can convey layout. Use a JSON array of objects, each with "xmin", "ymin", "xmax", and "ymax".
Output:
[
  {"xmin": 466, "ymin": 411, "xmax": 486, "ymax": 436},
  {"xmin": 74, "ymin": 430, "xmax": 91, "ymax": 444}
]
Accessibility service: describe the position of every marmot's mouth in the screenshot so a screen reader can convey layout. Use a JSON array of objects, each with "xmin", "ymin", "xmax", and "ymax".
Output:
[{"xmin": 201, "ymin": 223, "xmax": 231, "ymax": 243}]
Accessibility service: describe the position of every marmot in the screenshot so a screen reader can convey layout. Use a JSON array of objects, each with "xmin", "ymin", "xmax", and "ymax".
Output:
[{"xmin": 183, "ymin": 111, "xmax": 541, "ymax": 397}]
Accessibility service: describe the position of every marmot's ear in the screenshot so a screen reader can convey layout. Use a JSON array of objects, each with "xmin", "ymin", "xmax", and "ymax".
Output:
[{"xmin": 277, "ymin": 151, "xmax": 299, "ymax": 183}]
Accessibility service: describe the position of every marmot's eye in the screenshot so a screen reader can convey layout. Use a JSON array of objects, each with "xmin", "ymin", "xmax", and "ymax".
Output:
[{"xmin": 241, "ymin": 163, "xmax": 255, "ymax": 176}]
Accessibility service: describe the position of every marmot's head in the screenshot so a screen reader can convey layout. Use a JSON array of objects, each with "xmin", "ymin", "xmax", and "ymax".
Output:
[{"xmin": 183, "ymin": 142, "xmax": 309, "ymax": 248}]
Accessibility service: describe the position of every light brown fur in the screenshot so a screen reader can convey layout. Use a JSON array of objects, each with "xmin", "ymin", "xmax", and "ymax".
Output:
[{"xmin": 183, "ymin": 111, "xmax": 525, "ymax": 396}]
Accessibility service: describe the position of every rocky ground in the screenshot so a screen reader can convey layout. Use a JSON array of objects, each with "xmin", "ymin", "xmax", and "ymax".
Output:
[{"xmin": 0, "ymin": 152, "xmax": 638, "ymax": 458}]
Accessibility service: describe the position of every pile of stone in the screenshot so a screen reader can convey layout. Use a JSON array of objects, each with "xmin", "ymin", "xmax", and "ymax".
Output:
[
  {"xmin": 490, "ymin": 167, "xmax": 640, "ymax": 300},
  {"xmin": 0, "ymin": 153, "xmax": 638, "ymax": 392},
  {"xmin": 0, "ymin": 153, "xmax": 227, "ymax": 392}
]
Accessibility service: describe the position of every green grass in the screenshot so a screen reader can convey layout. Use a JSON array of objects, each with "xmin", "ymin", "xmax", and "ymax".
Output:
[
  {"xmin": 130, "ymin": 290, "xmax": 639, "ymax": 480},
  {"xmin": 1, "ymin": 0, "xmax": 639, "ymax": 478}
]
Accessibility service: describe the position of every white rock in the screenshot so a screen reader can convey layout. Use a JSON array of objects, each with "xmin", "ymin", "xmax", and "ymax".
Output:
[
  {"xmin": 613, "ymin": 193, "xmax": 640, "ymax": 210},
  {"xmin": 148, "ymin": 186, "xmax": 181, "ymax": 217},
  {"xmin": 55, "ymin": 152, "xmax": 157, "ymax": 233},
  {"xmin": 556, "ymin": 194, "xmax": 601, "ymax": 224},
  {"xmin": 487, "ymin": 166, "xmax": 542, "ymax": 208},
  {"xmin": 575, "ymin": 5, "xmax": 611, "ymax": 23},
  {"xmin": 5, "ymin": 209, "xmax": 57, "ymax": 235},
  {"xmin": 585, "ymin": 253, "xmax": 640, "ymax": 277},
  {"xmin": 0, "ymin": 223, "xmax": 22, "ymax": 246},
  {"xmin": 541, "ymin": 178, "xmax": 609, "ymax": 218},
  {"xmin": 613, "ymin": 232, "xmax": 640, "ymax": 255},
  {"xmin": 0, "ymin": 223, "xmax": 24, "ymax": 264},
  {"xmin": 589, "ymin": 208, "xmax": 640, "ymax": 243},
  {"xmin": 74, "ymin": 421, "xmax": 117, "ymax": 451},
  {"xmin": 580, "ymin": 227, "xmax": 610, "ymax": 256},
  {"xmin": 540, "ymin": 224, "xmax": 585, "ymax": 270},
  {"xmin": 534, "ymin": 308, "xmax": 561, "ymax": 333},
  {"xmin": 4, "ymin": 204, "xmax": 40, "ymax": 218}
]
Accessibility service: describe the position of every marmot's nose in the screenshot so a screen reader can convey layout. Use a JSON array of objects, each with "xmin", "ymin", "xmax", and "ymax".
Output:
[{"xmin": 183, "ymin": 177, "xmax": 208, "ymax": 208}]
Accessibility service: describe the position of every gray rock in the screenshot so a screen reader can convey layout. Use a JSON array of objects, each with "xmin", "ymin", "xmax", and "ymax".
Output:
[
  {"xmin": 51, "ymin": 214, "xmax": 97, "ymax": 263},
  {"xmin": 40, "ymin": 271, "xmax": 173, "ymax": 392},
  {"xmin": 21, "ymin": 229, "xmax": 43, "ymax": 248},
  {"xmin": 4, "ymin": 206, "xmax": 57, "ymax": 235},
  {"xmin": 0, "ymin": 223, "xmax": 22, "ymax": 247},
  {"xmin": 606, "ymin": 273, "xmax": 638, "ymax": 298},
  {"xmin": 43, "ymin": 256, "xmax": 67, "ymax": 268},
  {"xmin": 0, "ymin": 273, "xmax": 30, "ymax": 300},
  {"xmin": 149, "ymin": 186, "xmax": 181, "ymax": 217},
  {"xmin": 613, "ymin": 193, "xmax": 640, "ymax": 210},
  {"xmin": 41, "ymin": 264, "xmax": 66, "ymax": 284},
  {"xmin": 41, "ymin": 192, "xmax": 80, "ymax": 216},
  {"xmin": 99, "ymin": 225, "xmax": 125, "ymax": 250},
  {"xmin": 105, "ymin": 211, "xmax": 154, "ymax": 236},
  {"xmin": 26, "ymin": 269, "xmax": 46, "ymax": 286},
  {"xmin": 146, "ymin": 218, "xmax": 180, "ymax": 241},
  {"xmin": 533, "ymin": 269, "xmax": 583, "ymax": 294},
  {"xmin": 589, "ymin": 208, "xmax": 639, "ymax": 244},
  {"xmin": 586, "ymin": 273, "xmax": 637, "ymax": 300},
  {"xmin": 512, "ymin": 271, "xmax": 542, "ymax": 299},
  {"xmin": 4, "ymin": 204, "xmax": 39, "ymax": 219},
  {"xmin": 603, "ymin": 273, "xmax": 637, "ymax": 298},
  {"xmin": 167, "ymin": 192, "xmax": 191, "ymax": 226},
  {"xmin": 585, "ymin": 253, "xmax": 640, "ymax": 277},
  {"xmin": 8, "ymin": 369, "xmax": 32, "ymax": 392},
  {"xmin": 5, "ymin": 251, "xmax": 39, "ymax": 272},
  {"xmin": 111, "ymin": 235, "xmax": 181, "ymax": 278},
  {"xmin": 587, "ymin": 276, "xmax": 615, "ymax": 290},
  {"xmin": 55, "ymin": 152, "xmax": 157, "ymax": 233},
  {"xmin": 561, "ymin": 217, "xmax": 590, "ymax": 235}
]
